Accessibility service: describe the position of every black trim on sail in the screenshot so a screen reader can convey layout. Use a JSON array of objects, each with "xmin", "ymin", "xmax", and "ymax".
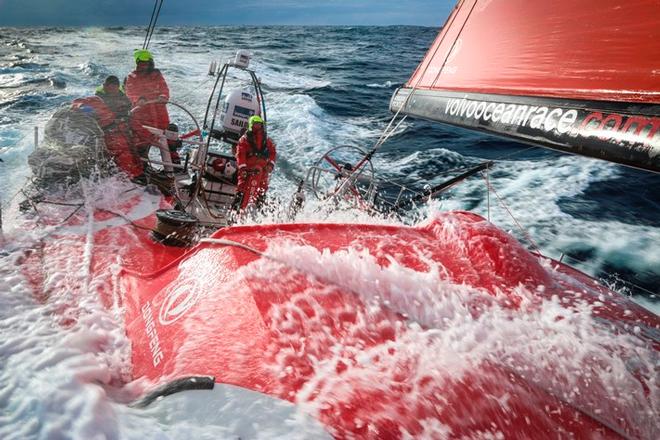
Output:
[{"xmin": 390, "ymin": 88, "xmax": 660, "ymax": 173}]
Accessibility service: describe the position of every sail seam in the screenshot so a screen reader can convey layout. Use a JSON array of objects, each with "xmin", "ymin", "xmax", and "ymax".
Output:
[
  {"xmin": 408, "ymin": 0, "xmax": 466, "ymax": 88},
  {"xmin": 430, "ymin": 0, "xmax": 480, "ymax": 89}
]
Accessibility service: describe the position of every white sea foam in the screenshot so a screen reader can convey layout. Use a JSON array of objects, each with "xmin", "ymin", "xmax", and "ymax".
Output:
[
  {"xmin": 247, "ymin": 240, "xmax": 658, "ymax": 438},
  {"xmin": 268, "ymin": 92, "xmax": 384, "ymax": 158},
  {"xmin": 365, "ymin": 80, "xmax": 394, "ymax": 88},
  {"xmin": 0, "ymin": 73, "xmax": 31, "ymax": 88},
  {"xmin": 251, "ymin": 60, "xmax": 332, "ymax": 91},
  {"xmin": 0, "ymin": 233, "xmax": 129, "ymax": 439}
]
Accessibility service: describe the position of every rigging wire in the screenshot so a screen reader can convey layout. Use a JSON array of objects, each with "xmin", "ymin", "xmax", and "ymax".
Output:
[
  {"xmin": 343, "ymin": 0, "xmax": 469, "ymax": 180},
  {"xmin": 371, "ymin": 0, "xmax": 467, "ymax": 151},
  {"xmin": 345, "ymin": 0, "xmax": 540, "ymax": 209},
  {"xmin": 142, "ymin": 0, "xmax": 164, "ymax": 50},
  {"xmin": 485, "ymin": 164, "xmax": 490, "ymax": 222},
  {"xmin": 429, "ymin": 0, "xmax": 479, "ymax": 87},
  {"xmin": 480, "ymin": 170, "xmax": 541, "ymax": 254},
  {"xmin": 142, "ymin": 1, "xmax": 159, "ymax": 49}
]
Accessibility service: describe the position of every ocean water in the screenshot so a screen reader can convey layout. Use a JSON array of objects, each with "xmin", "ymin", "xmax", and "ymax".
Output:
[{"xmin": 0, "ymin": 26, "xmax": 658, "ymax": 439}]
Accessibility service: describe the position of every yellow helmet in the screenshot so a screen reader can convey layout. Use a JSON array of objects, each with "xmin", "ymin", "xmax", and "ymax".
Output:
[
  {"xmin": 134, "ymin": 49, "xmax": 153, "ymax": 63},
  {"xmin": 248, "ymin": 115, "xmax": 264, "ymax": 131}
]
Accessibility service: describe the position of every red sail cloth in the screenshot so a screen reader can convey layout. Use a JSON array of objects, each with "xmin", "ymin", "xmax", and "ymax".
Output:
[{"xmin": 409, "ymin": 0, "xmax": 660, "ymax": 104}]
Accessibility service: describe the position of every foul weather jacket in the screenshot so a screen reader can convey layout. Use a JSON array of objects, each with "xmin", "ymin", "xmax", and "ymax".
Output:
[
  {"xmin": 235, "ymin": 131, "xmax": 276, "ymax": 209},
  {"xmin": 96, "ymin": 86, "xmax": 132, "ymax": 118},
  {"xmin": 124, "ymin": 68, "xmax": 170, "ymax": 148},
  {"xmin": 71, "ymin": 94, "xmax": 143, "ymax": 178}
]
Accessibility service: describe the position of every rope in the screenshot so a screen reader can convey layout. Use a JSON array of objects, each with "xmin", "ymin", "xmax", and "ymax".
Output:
[
  {"xmin": 429, "ymin": 0, "xmax": 479, "ymax": 87},
  {"xmin": 298, "ymin": 4, "xmax": 479, "ymax": 209},
  {"xmin": 373, "ymin": 0, "xmax": 468, "ymax": 149},
  {"xmin": 342, "ymin": 0, "xmax": 477, "ymax": 190},
  {"xmin": 95, "ymin": 208, "xmax": 154, "ymax": 232},
  {"xmin": 142, "ymin": 1, "xmax": 159, "ymax": 49},
  {"xmin": 199, "ymin": 238, "xmax": 267, "ymax": 257},
  {"xmin": 480, "ymin": 171, "xmax": 541, "ymax": 254},
  {"xmin": 372, "ymin": 113, "xmax": 406, "ymax": 151},
  {"xmin": 405, "ymin": 0, "xmax": 464, "ymax": 93},
  {"xmin": 485, "ymin": 164, "xmax": 490, "ymax": 222},
  {"xmin": 28, "ymin": 199, "xmax": 84, "ymax": 208},
  {"xmin": 374, "ymin": 114, "xmax": 408, "ymax": 149},
  {"xmin": 363, "ymin": 0, "xmax": 503, "ymax": 173},
  {"xmin": 493, "ymin": 145, "xmax": 540, "ymax": 161},
  {"xmin": 143, "ymin": 0, "xmax": 164, "ymax": 50},
  {"xmin": 566, "ymin": 259, "xmax": 658, "ymax": 298},
  {"xmin": 172, "ymin": 74, "xmax": 215, "ymax": 108},
  {"xmin": 360, "ymin": 144, "xmax": 542, "ymax": 213}
]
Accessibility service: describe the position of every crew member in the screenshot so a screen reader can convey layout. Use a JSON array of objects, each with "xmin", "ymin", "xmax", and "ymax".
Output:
[
  {"xmin": 70, "ymin": 75, "xmax": 143, "ymax": 178},
  {"xmin": 235, "ymin": 115, "xmax": 276, "ymax": 210},
  {"xmin": 124, "ymin": 49, "xmax": 170, "ymax": 157},
  {"xmin": 96, "ymin": 75, "xmax": 132, "ymax": 117}
]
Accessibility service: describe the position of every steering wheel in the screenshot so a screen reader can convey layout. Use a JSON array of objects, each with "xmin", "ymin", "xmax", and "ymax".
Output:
[{"xmin": 307, "ymin": 145, "xmax": 376, "ymax": 207}]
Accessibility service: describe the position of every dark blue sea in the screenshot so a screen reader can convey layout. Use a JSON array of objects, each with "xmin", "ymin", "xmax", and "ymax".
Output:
[
  {"xmin": 2, "ymin": 26, "xmax": 657, "ymax": 297},
  {"xmin": 0, "ymin": 26, "xmax": 658, "ymax": 438}
]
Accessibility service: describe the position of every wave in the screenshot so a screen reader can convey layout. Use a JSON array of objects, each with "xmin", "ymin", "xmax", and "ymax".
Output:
[
  {"xmin": 366, "ymin": 80, "xmax": 396, "ymax": 88},
  {"xmin": 1, "ymin": 62, "xmax": 48, "ymax": 71},
  {"xmin": 252, "ymin": 62, "xmax": 332, "ymax": 92},
  {"xmin": 77, "ymin": 61, "xmax": 109, "ymax": 79}
]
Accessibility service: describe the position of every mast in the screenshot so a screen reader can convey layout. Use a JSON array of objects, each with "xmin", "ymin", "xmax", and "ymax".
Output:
[{"xmin": 391, "ymin": 0, "xmax": 660, "ymax": 173}]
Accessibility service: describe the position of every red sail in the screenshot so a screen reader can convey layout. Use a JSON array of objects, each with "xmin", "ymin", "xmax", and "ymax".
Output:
[{"xmin": 391, "ymin": 0, "xmax": 660, "ymax": 172}]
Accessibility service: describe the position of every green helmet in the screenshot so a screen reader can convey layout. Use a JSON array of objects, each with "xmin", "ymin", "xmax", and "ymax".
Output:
[
  {"xmin": 134, "ymin": 49, "xmax": 153, "ymax": 63},
  {"xmin": 248, "ymin": 115, "xmax": 264, "ymax": 131}
]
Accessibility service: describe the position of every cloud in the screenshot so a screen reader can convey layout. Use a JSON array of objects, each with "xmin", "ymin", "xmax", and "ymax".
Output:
[{"xmin": 0, "ymin": 0, "xmax": 452, "ymax": 26}]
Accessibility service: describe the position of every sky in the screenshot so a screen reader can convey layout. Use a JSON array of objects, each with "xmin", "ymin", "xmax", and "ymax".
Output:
[{"xmin": 0, "ymin": 0, "xmax": 454, "ymax": 27}]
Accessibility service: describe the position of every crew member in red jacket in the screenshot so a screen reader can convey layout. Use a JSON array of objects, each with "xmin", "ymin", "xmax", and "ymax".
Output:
[
  {"xmin": 70, "ymin": 75, "xmax": 143, "ymax": 178},
  {"xmin": 235, "ymin": 115, "xmax": 276, "ymax": 210},
  {"xmin": 124, "ymin": 49, "xmax": 170, "ymax": 156}
]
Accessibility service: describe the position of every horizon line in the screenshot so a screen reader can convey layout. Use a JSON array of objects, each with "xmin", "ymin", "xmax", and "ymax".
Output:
[{"xmin": 0, "ymin": 23, "xmax": 439, "ymax": 28}]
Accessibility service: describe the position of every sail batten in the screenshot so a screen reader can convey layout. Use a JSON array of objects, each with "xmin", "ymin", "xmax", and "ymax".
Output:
[{"xmin": 393, "ymin": 0, "xmax": 660, "ymax": 172}]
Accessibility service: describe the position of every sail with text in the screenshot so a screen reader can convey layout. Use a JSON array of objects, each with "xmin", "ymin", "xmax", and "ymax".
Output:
[{"xmin": 390, "ymin": 0, "xmax": 660, "ymax": 173}]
